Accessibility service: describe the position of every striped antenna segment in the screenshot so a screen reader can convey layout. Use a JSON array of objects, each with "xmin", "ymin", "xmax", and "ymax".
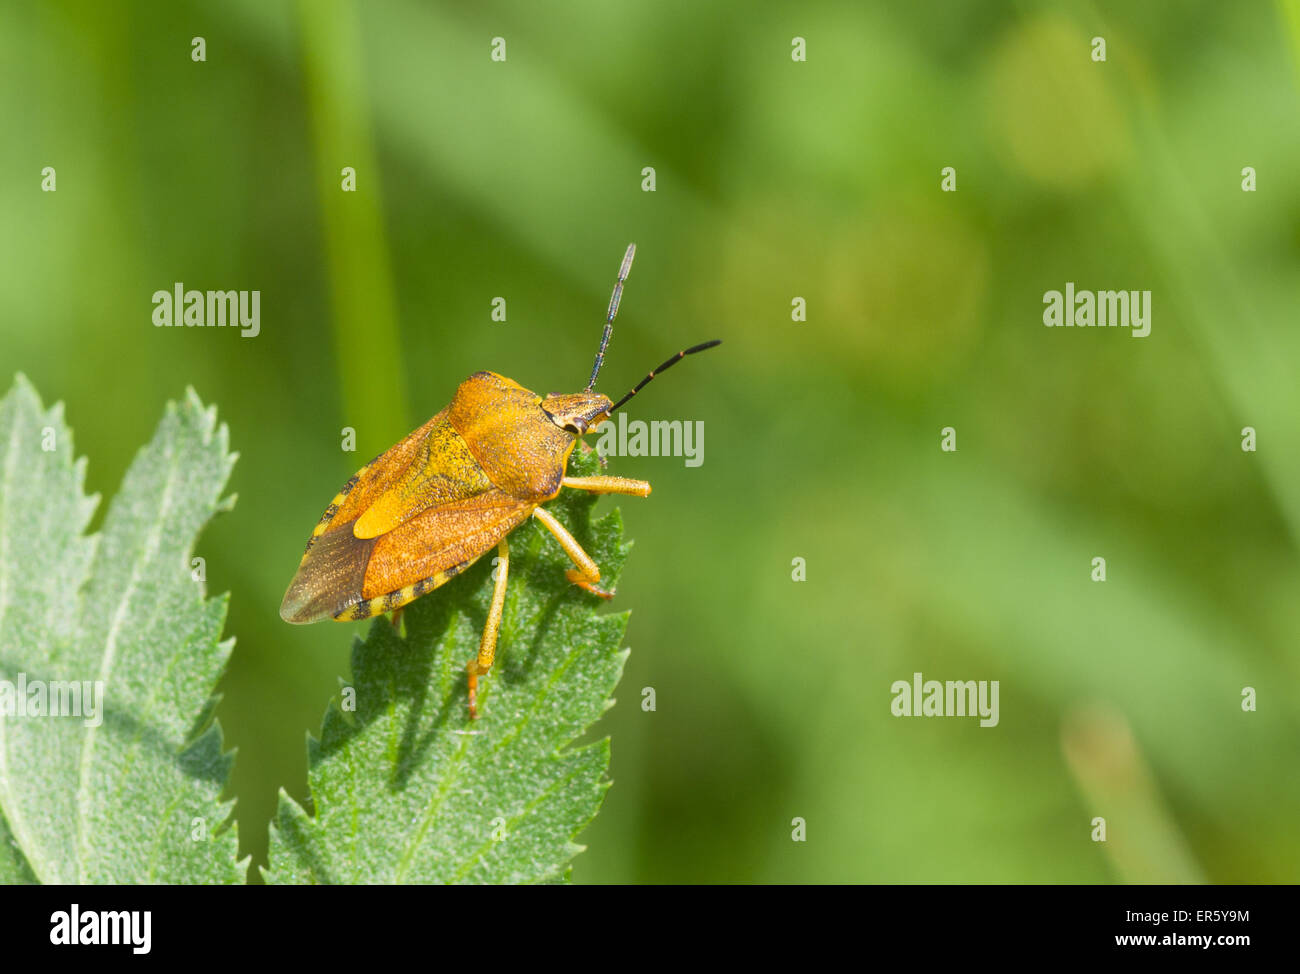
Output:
[
  {"xmin": 586, "ymin": 243, "xmax": 637, "ymax": 390},
  {"xmin": 606, "ymin": 340, "xmax": 722, "ymax": 415}
]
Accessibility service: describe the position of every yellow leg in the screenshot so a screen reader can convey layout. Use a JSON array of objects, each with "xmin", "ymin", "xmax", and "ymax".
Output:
[
  {"xmin": 562, "ymin": 475, "xmax": 652, "ymax": 498},
  {"xmin": 390, "ymin": 605, "xmax": 404, "ymax": 633},
  {"xmin": 467, "ymin": 538, "xmax": 510, "ymax": 719},
  {"xmin": 533, "ymin": 506, "xmax": 614, "ymax": 599}
]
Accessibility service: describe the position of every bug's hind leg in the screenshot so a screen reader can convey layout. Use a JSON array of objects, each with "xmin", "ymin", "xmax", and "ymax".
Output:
[
  {"xmin": 533, "ymin": 506, "xmax": 614, "ymax": 600},
  {"xmin": 390, "ymin": 605, "xmax": 404, "ymax": 634},
  {"xmin": 467, "ymin": 538, "xmax": 510, "ymax": 720}
]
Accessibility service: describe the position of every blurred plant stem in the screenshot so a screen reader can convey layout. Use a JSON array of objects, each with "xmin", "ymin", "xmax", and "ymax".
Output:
[
  {"xmin": 1281, "ymin": 1, "xmax": 1300, "ymax": 80},
  {"xmin": 297, "ymin": 0, "xmax": 408, "ymax": 437},
  {"xmin": 1063, "ymin": 705, "xmax": 1205, "ymax": 884}
]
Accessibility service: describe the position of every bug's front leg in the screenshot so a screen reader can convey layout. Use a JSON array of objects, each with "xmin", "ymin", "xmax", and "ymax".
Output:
[
  {"xmin": 562, "ymin": 475, "xmax": 651, "ymax": 497},
  {"xmin": 467, "ymin": 537, "xmax": 510, "ymax": 719},
  {"xmin": 533, "ymin": 507, "xmax": 614, "ymax": 599}
]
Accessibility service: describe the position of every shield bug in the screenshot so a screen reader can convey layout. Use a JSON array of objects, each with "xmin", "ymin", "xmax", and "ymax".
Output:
[{"xmin": 280, "ymin": 244, "xmax": 720, "ymax": 718}]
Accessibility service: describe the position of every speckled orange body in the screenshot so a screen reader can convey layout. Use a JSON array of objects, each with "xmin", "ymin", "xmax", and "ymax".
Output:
[
  {"xmin": 279, "ymin": 242, "xmax": 719, "ymax": 719},
  {"xmin": 279, "ymin": 370, "xmax": 611, "ymax": 625}
]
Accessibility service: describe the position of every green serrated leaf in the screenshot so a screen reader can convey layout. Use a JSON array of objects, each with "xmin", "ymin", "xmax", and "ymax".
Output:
[
  {"xmin": 0, "ymin": 809, "xmax": 36, "ymax": 884},
  {"xmin": 266, "ymin": 447, "xmax": 631, "ymax": 884},
  {"xmin": 0, "ymin": 374, "xmax": 245, "ymax": 884}
]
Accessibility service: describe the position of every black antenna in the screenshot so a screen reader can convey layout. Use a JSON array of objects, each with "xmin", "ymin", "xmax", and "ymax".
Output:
[
  {"xmin": 586, "ymin": 243, "xmax": 636, "ymax": 391},
  {"xmin": 605, "ymin": 340, "xmax": 722, "ymax": 416}
]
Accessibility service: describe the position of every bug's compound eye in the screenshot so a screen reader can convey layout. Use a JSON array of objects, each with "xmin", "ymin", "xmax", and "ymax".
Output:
[{"xmin": 540, "ymin": 403, "xmax": 584, "ymax": 435}]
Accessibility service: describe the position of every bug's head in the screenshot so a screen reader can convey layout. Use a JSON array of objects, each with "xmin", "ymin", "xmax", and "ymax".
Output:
[{"xmin": 540, "ymin": 391, "xmax": 613, "ymax": 436}]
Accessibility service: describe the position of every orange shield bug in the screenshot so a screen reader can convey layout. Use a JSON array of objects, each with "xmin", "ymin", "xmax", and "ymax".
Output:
[{"xmin": 280, "ymin": 244, "xmax": 720, "ymax": 718}]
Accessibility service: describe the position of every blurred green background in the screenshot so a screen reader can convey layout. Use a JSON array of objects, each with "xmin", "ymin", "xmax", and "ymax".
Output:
[{"xmin": 3, "ymin": 0, "xmax": 1299, "ymax": 883}]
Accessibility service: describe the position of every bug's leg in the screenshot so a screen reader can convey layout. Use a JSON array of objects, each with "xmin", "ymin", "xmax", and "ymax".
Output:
[
  {"xmin": 390, "ymin": 605, "xmax": 404, "ymax": 634},
  {"xmin": 561, "ymin": 475, "xmax": 652, "ymax": 498},
  {"xmin": 532, "ymin": 506, "xmax": 614, "ymax": 599},
  {"xmin": 467, "ymin": 538, "xmax": 510, "ymax": 720}
]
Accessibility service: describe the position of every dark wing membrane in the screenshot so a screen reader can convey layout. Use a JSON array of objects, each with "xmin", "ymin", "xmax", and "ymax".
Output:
[
  {"xmin": 279, "ymin": 525, "xmax": 379, "ymax": 623},
  {"xmin": 280, "ymin": 488, "xmax": 533, "ymax": 623}
]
